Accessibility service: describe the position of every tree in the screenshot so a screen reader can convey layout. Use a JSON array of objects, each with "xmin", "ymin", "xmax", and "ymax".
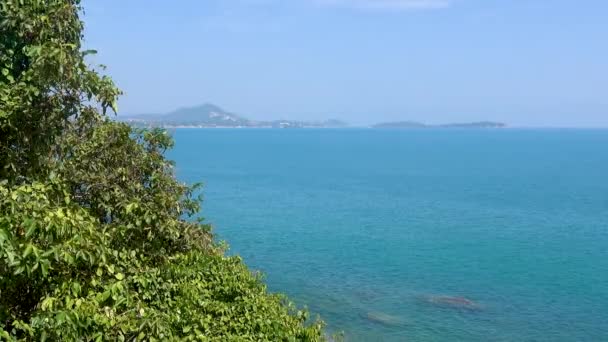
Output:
[{"xmin": 0, "ymin": 1, "xmax": 324, "ymax": 340}]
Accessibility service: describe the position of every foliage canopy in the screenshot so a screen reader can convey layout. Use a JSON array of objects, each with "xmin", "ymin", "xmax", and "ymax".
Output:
[{"xmin": 0, "ymin": 1, "xmax": 325, "ymax": 340}]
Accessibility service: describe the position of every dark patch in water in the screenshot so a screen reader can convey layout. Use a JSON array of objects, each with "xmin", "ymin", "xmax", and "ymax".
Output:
[
  {"xmin": 363, "ymin": 311, "xmax": 405, "ymax": 327},
  {"xmin": 425, "ymin": 295, "xmax": 482, "ymax": 311}
]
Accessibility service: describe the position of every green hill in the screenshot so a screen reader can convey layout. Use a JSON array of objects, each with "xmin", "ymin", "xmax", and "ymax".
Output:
[
  {"xmin": 124, "ymin": 103, "xmax": 250, "ymax": 127},
  {"xmin": 121, "ymin": 104, "xmax": 349, "ymax": 128}
]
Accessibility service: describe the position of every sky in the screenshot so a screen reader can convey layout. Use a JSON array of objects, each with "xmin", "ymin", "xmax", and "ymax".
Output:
[{"xmin": 83, "ymin": 0, "xmax": 608, "ymax": 127}]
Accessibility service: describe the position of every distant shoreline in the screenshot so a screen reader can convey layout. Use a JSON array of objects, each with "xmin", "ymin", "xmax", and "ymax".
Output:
[
  {"xmin": 131, "ymin": 126, "xmax": 608, "ymax": 130},
  {"xmin": 118, "ymin": 103, "xmax": 513, "ymax": 130},
  {"xmin": 138, "ymin": 125, "xmax": 509, "ymax": 129},
  {"xmin": 137, "ymin": 126, "xmax": 508, "ymax": 130}
]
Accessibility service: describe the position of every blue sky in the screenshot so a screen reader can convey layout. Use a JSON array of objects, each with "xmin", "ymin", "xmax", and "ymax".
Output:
[{"xmin": 83, "ymin": 0, "xmax": 607, "ymax": 127}]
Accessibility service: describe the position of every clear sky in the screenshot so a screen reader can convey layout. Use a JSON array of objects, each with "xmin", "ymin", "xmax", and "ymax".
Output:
[{"xmin": 83, "ymin": 0, "xmax": 608, "ymax": 127}]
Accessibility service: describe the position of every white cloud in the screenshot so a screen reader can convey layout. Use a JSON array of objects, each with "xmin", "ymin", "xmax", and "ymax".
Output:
[{"xmin": 314, "ymin": 0, "xmax": 452, "ymax": 10}]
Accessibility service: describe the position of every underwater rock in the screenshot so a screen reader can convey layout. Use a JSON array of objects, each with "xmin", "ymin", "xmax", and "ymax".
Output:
[
  {"xmin": 427, "ymin": 295, "xmax": 481, "ymax": 311},
  {"xmin": 363, "ymin": 311, "xmax": 404, "ymax": 327}
]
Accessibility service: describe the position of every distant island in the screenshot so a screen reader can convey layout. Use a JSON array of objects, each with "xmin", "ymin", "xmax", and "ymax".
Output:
[
  {"xmin": 372, "ymin": 121, "xmax": 507, "ymax": 129},
  {"xmin": 372, "ymin": 121, "xmax": 427, "ymax": 129},
  {"xmin": 119, "ymin": 103, "xmax": 507, "ymax": 129},
  {"xmin": 119, "ymin": 103, "xmax": 348, "ymax": 129}
]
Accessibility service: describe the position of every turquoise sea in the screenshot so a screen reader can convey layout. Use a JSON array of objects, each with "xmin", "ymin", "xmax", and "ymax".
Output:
[{"xmin": 169, "ymin": 129, "xmax": 608, "ymax": 341}]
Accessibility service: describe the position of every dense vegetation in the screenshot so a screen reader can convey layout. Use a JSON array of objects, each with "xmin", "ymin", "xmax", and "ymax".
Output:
[{"xmin": 0, "ymin": 1, "xmax": 324, "ymax": 340}]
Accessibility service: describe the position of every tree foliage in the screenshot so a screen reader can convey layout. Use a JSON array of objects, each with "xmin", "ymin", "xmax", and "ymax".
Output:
[{"xmin": 0, "ymin": 1, "xmax": 325, "ymax": 340}]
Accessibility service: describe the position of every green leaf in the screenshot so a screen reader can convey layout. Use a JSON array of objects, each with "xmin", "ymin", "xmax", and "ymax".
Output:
[
  {"xmin": 100, "ymin": 291, "xmax": 111, "ymax": 302},
  {"xmin": 0, "ymin": 228, "xmax": 8, "ymax": 243},
  {"xmin": 82, "ymin": 49, "xmax": 98, "ymax": 56},
  {"xmin": 23, "ymin": 244, "xmax": 33, "ymax": 258},
  {"xmin": 24, "ymin": 219, "xmax": 37, "ymax": 238},
  {"xmin": 115, "ymin": 273, "xmax": 124, "ymax": 280},
  {"xmin": 14, "ymin": 266, "xmax": 25, "ymax": 275},
  {"xmin": 110, "ymin": 99, "xmax": 118, "ymax": 114}
]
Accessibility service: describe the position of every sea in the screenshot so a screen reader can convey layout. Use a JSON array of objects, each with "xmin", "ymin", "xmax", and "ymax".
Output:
[{"xmin": 168, "ymin": 128, "xmax": 608, "ymax": 341}]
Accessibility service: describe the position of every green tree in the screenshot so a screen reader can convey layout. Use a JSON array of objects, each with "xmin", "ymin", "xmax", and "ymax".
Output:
[{"xmin": 0, "ymin": 1, "xmax": 324, "ymax": 340}]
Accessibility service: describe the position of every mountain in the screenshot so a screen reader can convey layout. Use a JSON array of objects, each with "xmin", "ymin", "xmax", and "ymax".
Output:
[
  {"xmin": 372, "ymin": 121, "xmax": 506, "ymax": 129},
  {"xmin": 120, "ymin": 103, "xmax": 349, "ymax": 128},
  {"xmin": 123, "ymin": 103, "xmax": 249, "ymax": 127}
]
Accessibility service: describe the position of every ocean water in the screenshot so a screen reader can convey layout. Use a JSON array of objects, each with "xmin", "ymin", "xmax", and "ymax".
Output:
[{"xmin": 169, "ymin": 128, "xmax": 608, "ymax": 341}]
